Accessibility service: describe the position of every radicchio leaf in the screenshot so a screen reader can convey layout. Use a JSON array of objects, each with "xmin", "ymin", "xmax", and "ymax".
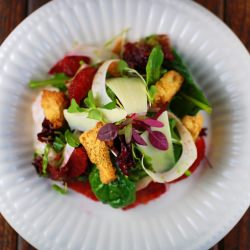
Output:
[
  {"xmin": 97, "ymin": 123, "xmax": 118, "ymax": 141},
  {"xmin": 148, "ymin": 130, "xmax": 168, "ymax": 150},
  {"xmin": 132, "ymin": 129, "xmax": 147, "ymax": 146},
  {"xmin": 116, "ymin": 139, "xmax": 134, "ymax": 175},
  {"xmin": 142, "ymin": 118, "xmax": 164, "ymax": 128}
]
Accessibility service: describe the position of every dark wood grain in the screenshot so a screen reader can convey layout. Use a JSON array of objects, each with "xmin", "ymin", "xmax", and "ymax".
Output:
[
  {"xmin": 0, "ymin": 0, "xmax": 249, "ymax": 249},
  {"xmin": 224, "ymin": 0, "xmax": 250, "ymax": 51},
  {"xmin": 27, "ymin": 0, "xmax": 50, "ymax": 14},
  {"xmin": 0, "ymin": 0, "xmax": 27, "ymax": 44},
  {"xmin": 194, "ymin": 0, "xmax": 224, "ymax": 18},
  {"xmin": 0, "ymin": 214, "xmax": 17, "ymax": 250}
]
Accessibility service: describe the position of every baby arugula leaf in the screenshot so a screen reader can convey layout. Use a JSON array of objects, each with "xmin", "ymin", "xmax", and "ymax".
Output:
[
  {"xmin": 52, "ymin": 184, "xmax": 68, "ymax": 195},
  {"xmin": 28, "ymin": 73, "xmax": 69, "ymax": 91},
  {"xmin": 102, "ymin": 101, "xmax": 116, "ymax": 110},
  {"xmin": 65, "ymin": 130, "xmax": 80, "ymax": 148},
  {"xmin": 42, "ymin": 144, "xmax": 50, "ymax": 175},
  {"xmin": 84, "ymin": 90, "xmax": 96, "ymax": 109},
  {"xmin": 87, "ymin": 109, "xmax": 103, "ymax": 121},
  {"xmin": 53, "ymin": 136, "xmax": 65, "ymax": 152},
  {"xmin": 167, "ymin": 49, "xmax": 212, "ymax": 117},
  {"xmin": 68, "ymin": 99, "xmax": 86, "ymax": 113},
  {"xmin": 146, "ymin": 46, "xmax": 164, "ymax": 85}
]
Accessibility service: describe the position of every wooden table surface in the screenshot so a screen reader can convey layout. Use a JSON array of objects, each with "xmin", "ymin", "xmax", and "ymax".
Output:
[{"xmin": 0, "ymin": 0, "xmax": 249, "ymax": 249}]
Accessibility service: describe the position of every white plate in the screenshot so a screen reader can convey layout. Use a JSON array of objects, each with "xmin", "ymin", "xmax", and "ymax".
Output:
[{"xmin": 0, "ymin": 0, "xmax": 250, "ymax": 249}]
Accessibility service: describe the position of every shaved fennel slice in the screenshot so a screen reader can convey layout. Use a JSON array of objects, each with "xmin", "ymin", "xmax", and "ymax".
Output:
[
  {"xmin": 106, "ymin": 77, "xmax": 148, "ymax": 114},
  {"xmin": 60, "ymin": 144, "xmax": 75, "ymax": 168},
  {"xmin": 141, "ymin": 112, "xmax": 197, "ymax": 183},
  {"xmin": 92, "ymin": 59, "xmax": 119, "ymax": 106},
  {"xmin": 136, "ymin": 176, "xmax": 152, "ymax": 191},
  {"xmin": 47, "ymin": 144, "xmax": 74, "ymax": 168},
  {"xmin": 67, "ymin": 45, "xmax": 117, "ymax": 63},
  {"xmin": 64, "ymin": 108, "xmax": 127, "ymax": 131}
]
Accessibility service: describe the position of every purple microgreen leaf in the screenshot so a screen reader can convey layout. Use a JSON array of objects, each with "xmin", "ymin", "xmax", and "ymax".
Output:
[
  {"xmin": 97, "ymin": 123, "xmax": 118, "ymax": 141},
  {"xmin": 142, "ymin": 118, "xmax": 164, "ymax": 128},
  {"xmin": 124, "ymin": 124, "xmax": 132, "ymax": 144},
  {"xmin": 132, "ymin": 129, "xmax": 147, "ymax": 146},
  {"xmin": 148, "ymin": 130, "xmax": 168, "ymax": 150}
]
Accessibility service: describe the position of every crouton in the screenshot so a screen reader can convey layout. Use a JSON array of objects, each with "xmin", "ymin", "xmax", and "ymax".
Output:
[
  {"xmin": 108, "ymin": 61, "xmax": 120, "ymax": 77},
  {"xmin": 112, "ymin": 37, "xmax": 124, "ymax": 55},
  {"xmin": 41, "ymin": 90, "xmax": 68, "ymax": 129},
  {"xmin": 79, "ymin": 122, "xmax": 116, "ymax": 184},
  {"xmin": 182, "ymin": 113, "xmax": 203, "ymax": 141},
  {"xmin": 153, "ymin": 70, "xmax": 184, "ymax": 107}
]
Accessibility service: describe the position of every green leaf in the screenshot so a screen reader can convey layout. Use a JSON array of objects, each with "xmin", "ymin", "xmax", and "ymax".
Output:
[
  {"xmin": 52, "ymin": 184, "xmax": 68, "ymax": 195},
  {"xmin": 87, "ymin": 108, "xmax": 103, "ymax": 121},
  {"xmin": 169, "ymin": 118, "xmax": 180, "ymax": 142},
  {"xmin": 65, "ymin": 130, "xmax": 80, "ymax": 148},
  {"xmin": 53, "ymin": 136, "xmax": 65, "ymax": 152},
  {"xmin": 167, "ymin": 49, "xmax": 212, "ymax": 117},
  {"xmin": 28, "ymin": 73, "xmax": 69, "ymax": 91},
  {"xmin": 146, "ymin": 46, "xmax": 164, "ymax": 85},
  {"xmin": 89, "ymin": 166, "xmax": 136, "ymax": 208},
  {"xmin": 124, "ymin": 124, "xmax": 132, "ymax": 144},
  {"xmin": 184, "ymin": 170, "xmax": 192, "ymax": 177},
  {"xmin": 102, "ymin": 101, "xmax": 116, "ymax": 110},
  {"xmin": 117, "ymin": 60, "xmax": 129, "ymax": 74},
  {"xmin": 106, "ymin": 86, "xmax": 117, "ymax": 102},
  {"xmin": 173, "ymin": 143, "xmax": 182, "ymax": 162},
  {"xmin": 42, "ymin": 144, "xmax": 50, "ymax": 175},
  {"xmin": 68, "ymin": 99, "xmax": 86, "ymax": 113},
  {"xmin": 84, "ymin": 90, "xmax": 96, "ymax": 109},
  {"xmin": 148, "ymin": 85, "xmax": 157, "ymax": 102}
]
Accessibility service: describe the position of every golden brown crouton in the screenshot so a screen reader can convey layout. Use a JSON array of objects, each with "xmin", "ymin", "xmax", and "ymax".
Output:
[
  {"xmin": 112, "ymin": 37, "xmax": 124, "ymax": 55},
  {"xmin": 153, "ymin": 70, "xmax": 184, "ymax": 107},
  {"xmin": 182, "ymin": 113, "xmax": 203, "ymax": 141},
  {"xmin": 79, "ymin": 122, "xmax": 116, "ymax": 184},
  {"xmin": 41, "ymin": 90, "xmax": 68, "ymax": 129},
  {"xmin": 108, "ymin": 61, "xmax": 120, "ymax": 77}
]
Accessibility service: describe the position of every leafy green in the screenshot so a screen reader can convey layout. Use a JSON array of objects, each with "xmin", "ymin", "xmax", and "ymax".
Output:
[
  {"xmin": 84, "ymin": 90, "xmax": 96, "ymax": 109},
  {"xmin": 42, "ymin": 144, "xmax": 50, "ymax": 175},
  {"xmin": 28, "ymin": 73, "xmax": 69, "ymax": 91},
  {"xmin": 52, "ymin": 184, "xmax": 68, "ymax": 195},
  {"xmin": 106, "ymin": 86, "xmax": 117, "ymax": 102},
  {"xmin": 184, "ymin": 170, "xmax": 192, "ymax": 177},
  {"xmin": 65, "ymin": 130, "xmax": 80, "ymax": 147},
  {"xmin": 173, "ymin": 144, "xmax": 182, "ymax": 162},
  {"xmin": 128, "ymin": 144, "xmax": 151, "ymax": 182},
  {"xmin": 68, "ymin": 99, "xmax": 86, "ymax": 113},
  {"xmin": 53, "ymin": 136, "xmax": 65, "ymax": 152},
  {"xmin": 117, "ymin": 60, "xmax": 129, "ymax": 74},
  {"xmin": 124, "ymin": 124, "xmax": 132, "ymax": 144},
  {"xmin": 89, "ymin": 166, "xmax": 136, "ymax": 208},
  {"xmin": 167, "ymin": 49, "xmax": 212, "ymax": 117},
  {"xmin": 87, "ymin": 109, "xmax": 103, "ymax": 121},
  {"xmin": 102, "ymin": 101, "xmax": 116, "ymax": 110},
  {"xmin": 146, "ymin": 46, "xmax": 164, "ymax": 85},
  {"xmin": 169, "ymin": 118, "xmax": 182, "ymax": 162},
  {"xmin": 148, "ymin": 85, "xmax": 157, "ymax": 102},
  {"xmin": 169, "ymin": 118, "xmax": 181, "ymax": 143}
]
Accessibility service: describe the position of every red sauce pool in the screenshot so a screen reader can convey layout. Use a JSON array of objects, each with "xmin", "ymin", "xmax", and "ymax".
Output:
[{"xmin": 67, "ymin": 137, "xmax": 206, "ymax": 209}]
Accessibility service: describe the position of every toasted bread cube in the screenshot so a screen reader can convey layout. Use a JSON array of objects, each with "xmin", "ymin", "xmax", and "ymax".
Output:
[
  {"xmin": 80, "ymin": 122, "xmax": 116, "ymax": 184},
  {"xmin": 182, "ymin": 113, "xmax": 203, "ymax": 141},
  {"xmin": 153, "ymin": 70, "xmax": 184, "ymax": 107},
  {"xmin": 41, "ymin": 90, "xmax": 68, "ymax": 129},
  {"xmin": 108, "ymin": 61, "xmax": 120, "ymax": 77}
]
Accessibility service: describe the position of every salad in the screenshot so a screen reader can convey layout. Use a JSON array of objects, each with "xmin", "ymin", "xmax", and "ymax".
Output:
[{"xmin": 30, "ymin": 32, "xmax": 211, "ymax": 209}]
